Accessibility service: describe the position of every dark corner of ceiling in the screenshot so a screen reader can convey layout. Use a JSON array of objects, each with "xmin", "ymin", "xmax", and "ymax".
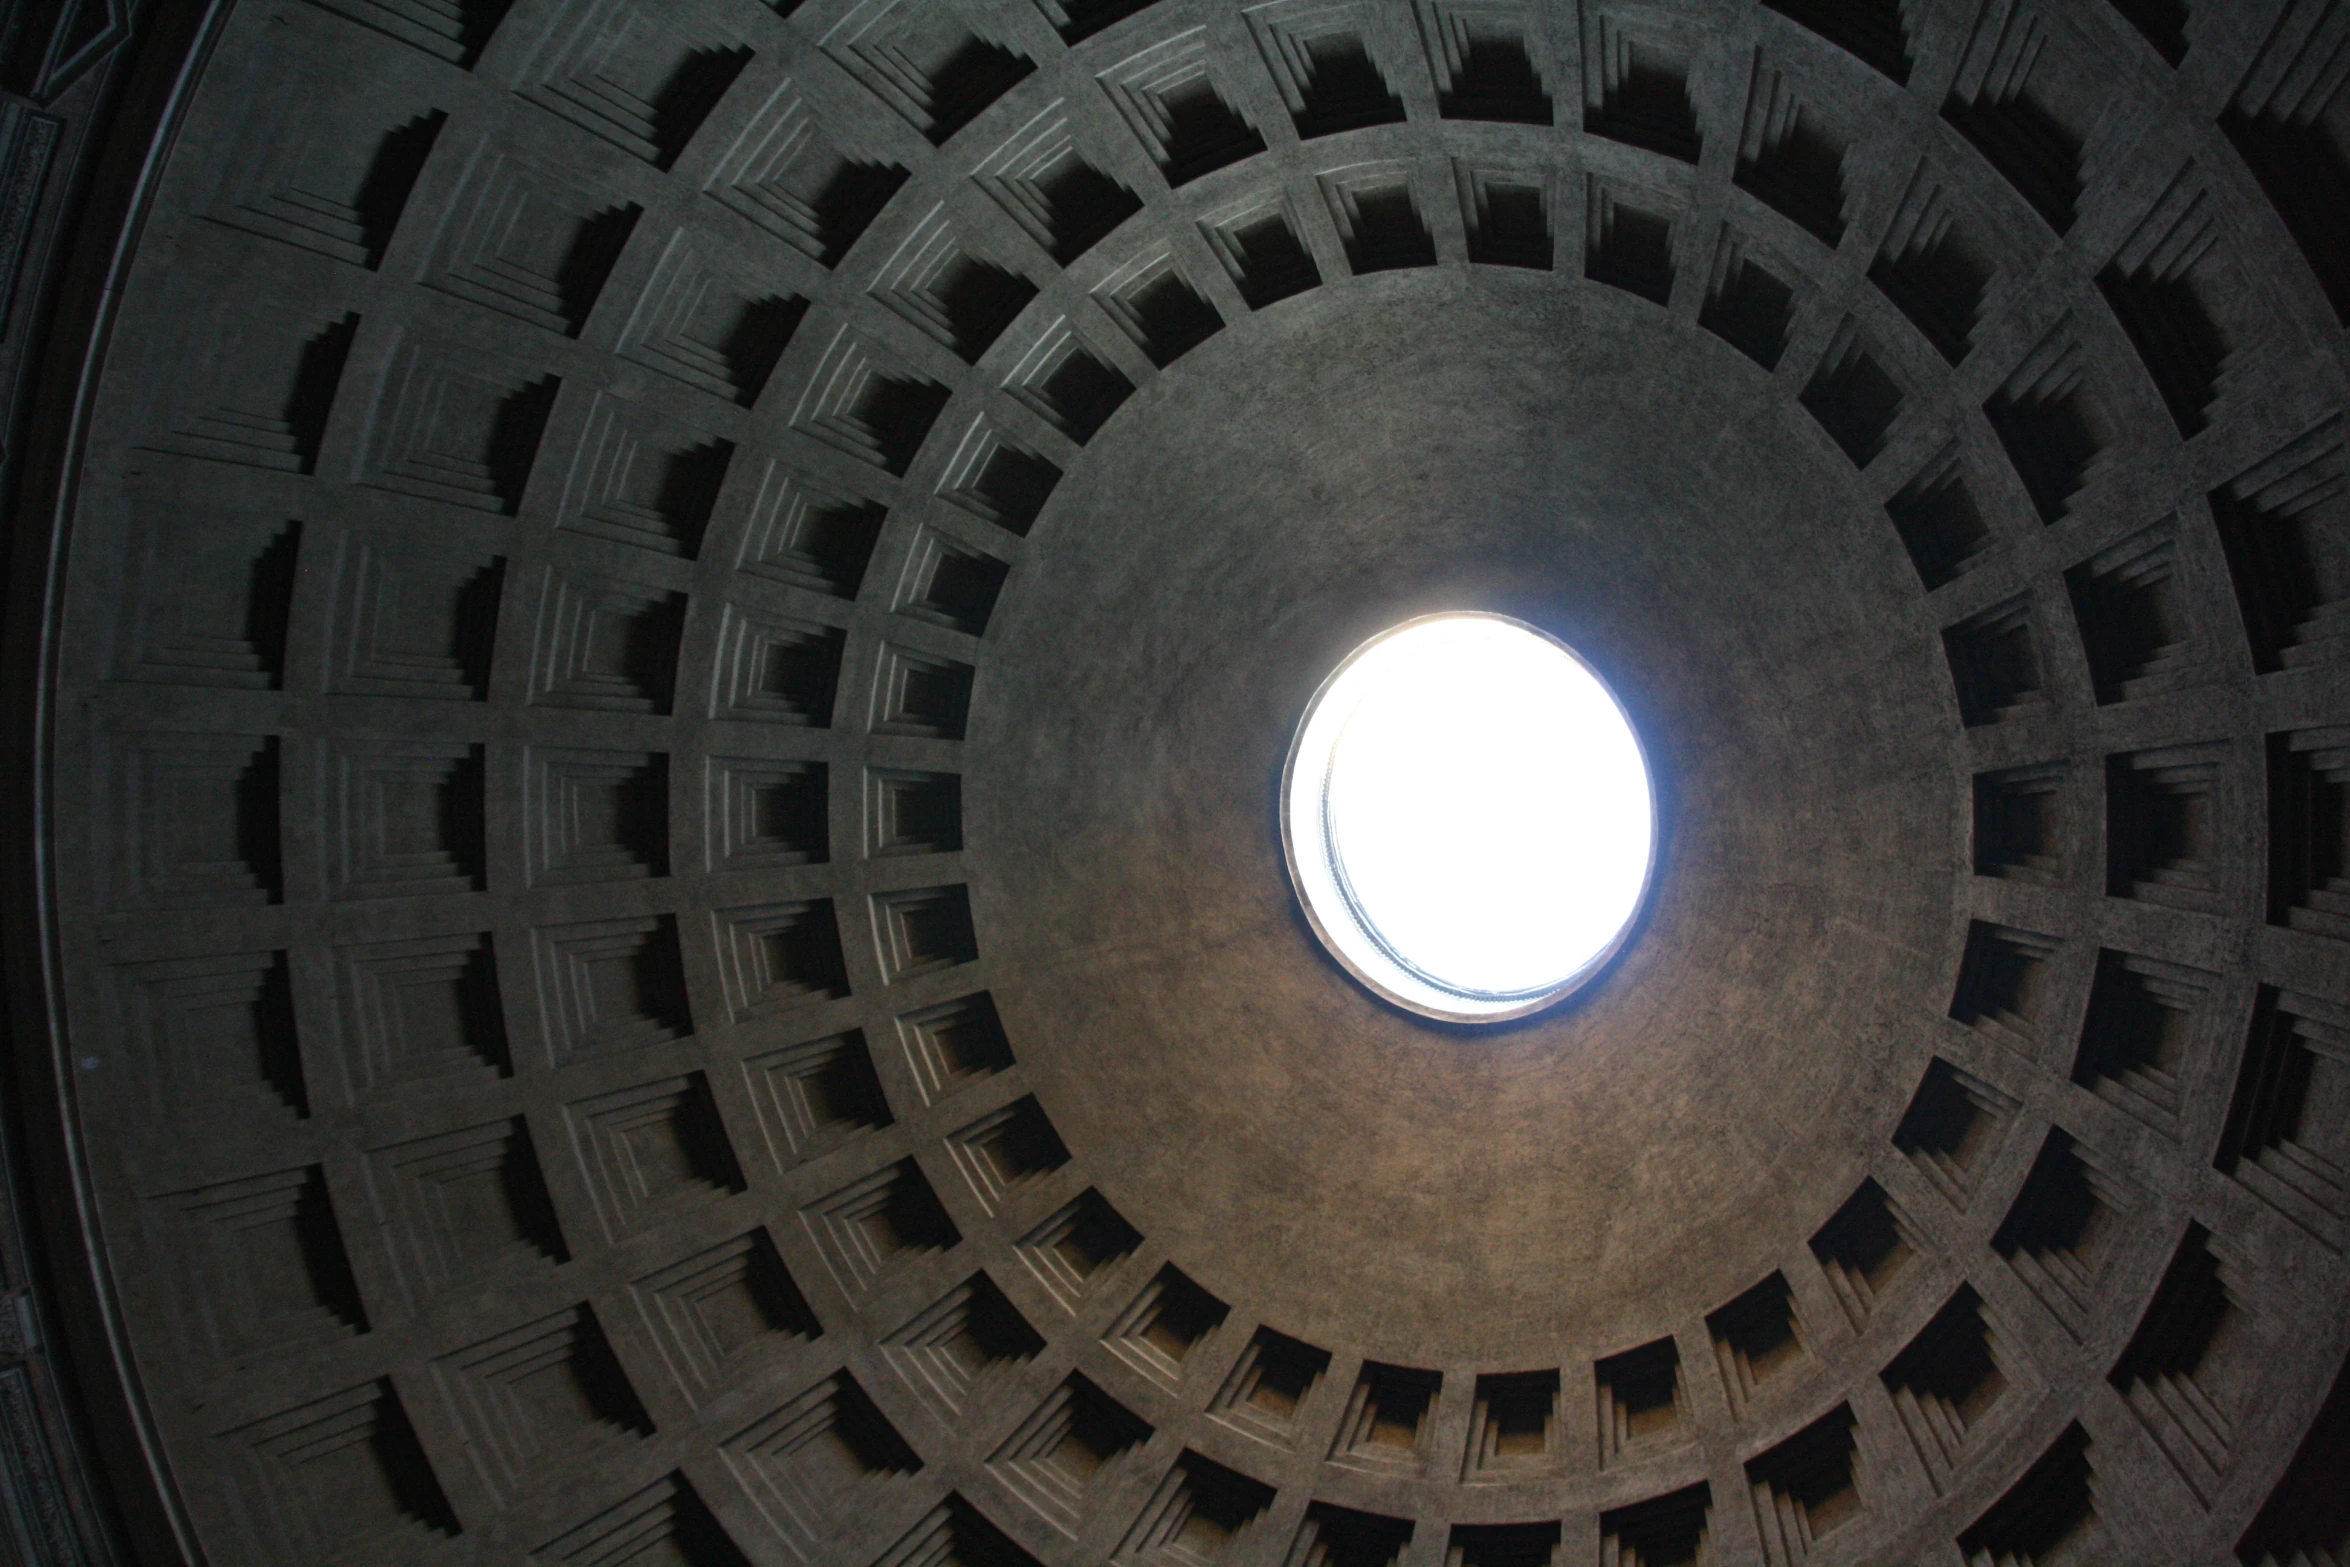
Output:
[{"xmin": 0, "ymin": 4, "xmax": 226, "ymax": 1564}]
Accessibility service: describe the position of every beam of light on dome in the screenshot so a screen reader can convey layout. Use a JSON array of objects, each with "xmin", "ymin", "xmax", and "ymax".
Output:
[{"xmin": 1282, "ymin": 614, "xmax": 1657, "ymax": 1022}]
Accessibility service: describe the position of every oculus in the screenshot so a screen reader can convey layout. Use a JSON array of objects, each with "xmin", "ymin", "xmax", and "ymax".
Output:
[{"xmin": 1282, "ymin": 613, "xmax": 1656, "ymax": 1022}]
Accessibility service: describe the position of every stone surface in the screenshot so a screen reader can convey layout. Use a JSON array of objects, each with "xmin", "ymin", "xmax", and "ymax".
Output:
[
  {"xmin": 979, "ymin": 277, "xmax": 1953, "ymax": 1362},
  {"xmin": 0, "ymin": 0, "xmax": 2346, "ymax": 1564}
]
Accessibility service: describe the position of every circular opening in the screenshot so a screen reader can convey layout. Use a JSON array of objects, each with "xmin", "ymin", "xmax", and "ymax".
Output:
[{"xmin": 1282, "ymin": 613, "xmax": 1658, "ymax": 1022}]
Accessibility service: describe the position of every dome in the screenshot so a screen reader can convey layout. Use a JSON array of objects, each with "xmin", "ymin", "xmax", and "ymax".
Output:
[{"xmin": 0, "ymin": 1, "xmax": 2346, "ymax": 1564}]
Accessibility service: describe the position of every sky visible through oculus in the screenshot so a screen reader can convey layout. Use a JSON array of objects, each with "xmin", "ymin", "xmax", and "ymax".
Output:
[{"xmin": 1296, "ymin": 615, "xmax": 1654, "ymax": 1014}]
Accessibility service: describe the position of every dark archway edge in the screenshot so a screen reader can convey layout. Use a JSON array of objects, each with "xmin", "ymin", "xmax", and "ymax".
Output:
[{"xmin": 0, "ymin": 5, "xmax": 233, "ymax": 1562}]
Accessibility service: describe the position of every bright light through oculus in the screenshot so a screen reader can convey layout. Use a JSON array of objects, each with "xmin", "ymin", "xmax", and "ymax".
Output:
[{"xmin": 1281, "ymin": 614, "xmax": 1657, "ymax": 1022}]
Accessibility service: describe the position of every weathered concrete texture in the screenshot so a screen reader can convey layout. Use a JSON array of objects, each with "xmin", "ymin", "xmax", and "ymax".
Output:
[
  {"xmin": 977, "ymin": 275, "xmax": 1956, "ymax": 1363},
  {"xmin": 5, "ymin": 0, "xmax": 2350, "ymax": 1563}
]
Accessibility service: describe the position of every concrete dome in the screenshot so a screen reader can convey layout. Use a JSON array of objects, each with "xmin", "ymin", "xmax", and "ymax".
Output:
[{"xmin": 1, "ymin": 0, "xmax": 2347, "ymax": 1564}]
